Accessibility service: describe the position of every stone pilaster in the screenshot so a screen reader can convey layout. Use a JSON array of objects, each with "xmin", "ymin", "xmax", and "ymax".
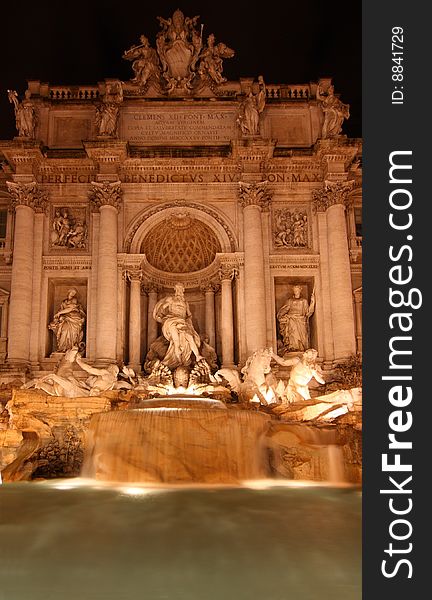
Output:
[
  {"xmin": 200, "ymin": 282, "xmax": 219, "ymax": 349},
  {"xmin": 238, "ymin": 181, "xmax": 271, "ymax": 355},
  {"xmin": 124, "ymin": 268, "xmax": 143, "ymax": 371},
  {"xmin": 218, "ymin": 266, "xmax": 237, "ymax": 367},
  {"xmin": 313, "ymin": 181, "xmax": 356, "ymax": 360},
  {"xmin": 90, "ymin": 180, "xmax": 122, "ymax": 364},
  {"xmin": 6, "ymin": 181, "xmax": 47, "ymax": 366}
]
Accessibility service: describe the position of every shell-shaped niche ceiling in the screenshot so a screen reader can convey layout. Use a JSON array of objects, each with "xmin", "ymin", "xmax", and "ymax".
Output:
[{"xmin": 142, "ymin": 212, "xmax": 221, "ymax": 273}]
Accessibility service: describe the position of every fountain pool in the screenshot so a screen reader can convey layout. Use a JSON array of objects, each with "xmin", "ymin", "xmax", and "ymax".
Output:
[{"xmin": 0, "ymin": 480, "xmax": 361, "ymax": 600}]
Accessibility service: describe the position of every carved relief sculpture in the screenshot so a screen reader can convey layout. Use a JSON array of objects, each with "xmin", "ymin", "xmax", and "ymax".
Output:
[
  {"xmin": 237, "ymin": 76, "xmax": 266, "ymax": 135},
  {"xmin": 274, "ymin": 209, "xmax": 309, "ymax": 248},
  {"xmin": 277, "ymin": 285, "xmax": 315, "ymax": 354},
  {"xmin": 7, "ymin": 89, "xmax": 37, "ymax": 138},
  {"xmin": 51, "ymin": 207, "xmax": 88, "ymax": 250},
  {"xmin": 48, "ymin": 288, "xmax": 86, "ymax": 353},
  {"xmin": 153, "ymin": 283, "xmax": 204, "ymax": 369},
  {"xmin": 317, "ymin": 83, "xmax": 350, "ymax": 138}
]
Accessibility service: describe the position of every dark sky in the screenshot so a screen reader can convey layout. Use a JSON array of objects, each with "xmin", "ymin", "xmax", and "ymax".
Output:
[{"xmin": 0, "ymin": 0, "xmax": 361, "ymax": 139}]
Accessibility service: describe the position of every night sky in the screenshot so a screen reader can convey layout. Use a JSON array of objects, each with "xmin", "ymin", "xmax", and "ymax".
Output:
[{"xmin": 0, "ymin": 0, "xmax": 361, "ymax": 139}]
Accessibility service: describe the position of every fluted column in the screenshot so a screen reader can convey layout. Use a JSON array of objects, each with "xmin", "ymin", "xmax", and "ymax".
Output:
[
  {"xmin": 201, "ymin": 282, "xmax": 219, "ymax": 348},
  {"xmin": 125, "ymin": 268, "xmax": 143, "ymax": 371},
  {"xmin": 238, "ymin": 181, "xmax": 271, "ymax": 355},
  {"xmin": 90, "ymin": 181, "xmax": 121, "ymax": 364},
  {"xmin": 219, "ymin": 267, "xmax": 237, "ymax": 367},
  {"xmin": 313, "ymin": 181, "xmax": 356, "ymax": 360},
  {"xmin": 6, "ymin": 181, "xmax": 46, "ymax": 365},
  {"xmin": 145, "ymin": 283, "xmax": 159, "ymax": 348}
]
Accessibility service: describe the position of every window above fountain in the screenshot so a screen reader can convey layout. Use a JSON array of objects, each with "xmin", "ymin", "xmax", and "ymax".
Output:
[{"xmin": 141, "ymin": 212, "xmax": 222, "ymax": 273}]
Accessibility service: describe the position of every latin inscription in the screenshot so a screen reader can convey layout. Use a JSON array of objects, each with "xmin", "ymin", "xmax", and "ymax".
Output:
[
  {"xmin": 36, "ymin": 172, "xmax": 322, "ymax": 184},
  {"xmin": 121, "ymin": 111, "xmax": 236, "ymax": 143}
]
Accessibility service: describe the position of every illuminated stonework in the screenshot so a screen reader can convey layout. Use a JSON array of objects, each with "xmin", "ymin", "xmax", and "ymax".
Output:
[{"xmin": 0, "ymin": 12, "xmax": 361, "ymax": 381}]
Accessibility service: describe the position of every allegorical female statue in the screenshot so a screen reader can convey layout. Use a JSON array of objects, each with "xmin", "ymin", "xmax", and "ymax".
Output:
[
  {"xmin": 153, "ymin": 283, "xmax": 204, "ymax": 368},
  {"xmin": 316, "ymin": 84, "xmax": 350, "ymax": 138},
  {"xmin": 7, "ymin": 89, "xmax": 36, "ymax": 138},
  {"xmin": 48, "ymin": 288, "xmax": 86, "ymax": 352},
  {"xmin": 277, "ymin": 285, "xmax": 315, "ymax": 353},
  {"xmin": 237, "ymin": 76, "xmax": 266, "ymax": 135}
]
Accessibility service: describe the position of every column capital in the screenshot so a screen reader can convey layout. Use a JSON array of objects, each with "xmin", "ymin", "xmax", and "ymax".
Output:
[
  {"xmin": 312, "ymin": 180, "xmax": 354, "ymax": 213},
  {"xmin": 6, "ymin": 180, "xmax": 47, "ymax": 213},
  {"xmin": 141, "ymin": 280, "xmax": 160, "ymax": 295},
  {"xmin": 238, "ymin": 181, "xmax": 272, "ymax": 210},
  {"xmin": 123, "ymin": 267, "xmax": 143, "ymax": 283},
  {"xmin": 200, "ymin": 281, "xmax": 220, "ymax": 294},
  {"xmin": 219, "ymin": 265, "xmax": 238, "ymax": 282},
  {"xmin": 89, "ymin": 180, "xmax": 122, "ymax": 211}
]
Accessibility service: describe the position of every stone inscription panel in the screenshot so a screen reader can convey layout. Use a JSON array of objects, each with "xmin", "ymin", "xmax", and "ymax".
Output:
[
  {"xmin": 121, "ymin": 110, "xmax": 237, "ymax": 144},
  {"xmin": 51, "ymin": 116, "xmax": 92, "ymax": 148}
]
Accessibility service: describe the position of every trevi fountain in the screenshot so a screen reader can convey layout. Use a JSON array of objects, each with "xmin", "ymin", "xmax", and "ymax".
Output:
[{"xmin": 0, "ymin": 8, "xmax": 362, "ymax": 599}]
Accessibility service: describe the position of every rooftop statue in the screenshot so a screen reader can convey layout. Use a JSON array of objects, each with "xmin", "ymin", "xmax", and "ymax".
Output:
[
  {"xmin": 122, "ymin": 35, "xmax": 161, "ymax": 88},
  {"xmin": 237, "ymin": 76, "xmax": 266, "ymax": 135},
  {"xmin": 197, "ymin": 33, "xmax": 235, "ymax": 87},
  {"xmin": 95, "ymin": 81, "xmax": 123, "ymax": 137},
  {"xmin": 123, "ymin": 9, "xmax": 234, "ymax": 94},
  {"xmin": 316, "ymin": 83, "xmax": 350, "ymax": 138},
  {"xmin": 7, "ymin": 89, "xmax": 37, "ymax": 138}
]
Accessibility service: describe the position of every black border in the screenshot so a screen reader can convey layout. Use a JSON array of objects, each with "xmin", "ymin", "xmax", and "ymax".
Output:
[{"xmin": 363, "ymin": 1, "xmax": 430, "ymax": 595}]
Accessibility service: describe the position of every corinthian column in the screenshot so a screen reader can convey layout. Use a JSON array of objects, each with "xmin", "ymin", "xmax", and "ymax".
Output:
[
  {"xmin": 313, "ymin": 181, "xmax": 356, "ymax": 360},
  {"xmin": 218, "ymin": 267, "xmax": 237, "ymax": 367},
  {"xmin": 125, "ymin": 268, "xmax": 143, "ymax": 371},
  {"xmin": 90, "ymin": 181, "xmax": 121, "ymax": 364},
  {"xmin": 144, "ymin": 283, "xmax": 159, "ymax": 348},
  {"xmin": 238, "ymin": 181, "xmax": 271, "ymax": 355},
  {"xmin": 200, "ymin": 282, "xmax": 219, "ymax": 348},
  {"xmin": 6, "ymin": 181, "xmax": 46, "ymax": 366}
]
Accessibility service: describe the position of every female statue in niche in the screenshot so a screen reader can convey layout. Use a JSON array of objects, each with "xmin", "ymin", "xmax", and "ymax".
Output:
[
  {"xmin": 49, "ymin": 288, "xmax": 86, "ymax": 353},
  {"xmin": 277, "ymin": 285, "xmax": 315, "ymax": 354}
]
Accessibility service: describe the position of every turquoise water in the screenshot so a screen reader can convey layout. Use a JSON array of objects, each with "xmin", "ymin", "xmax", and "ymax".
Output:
[{"xmin": 0, "ymin": 481, "xmax": 361, "ymax": 600}]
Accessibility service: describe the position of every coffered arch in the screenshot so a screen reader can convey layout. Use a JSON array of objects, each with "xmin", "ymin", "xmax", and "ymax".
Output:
[{"xmin": 124, "ymin": 201, "xmax": 238, "ymax": 254}]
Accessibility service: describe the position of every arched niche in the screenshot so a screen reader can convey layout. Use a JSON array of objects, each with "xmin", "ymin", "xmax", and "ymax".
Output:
[{"xmin": 124, "ymin": 202, "xmax": 237, "ymax": 255}]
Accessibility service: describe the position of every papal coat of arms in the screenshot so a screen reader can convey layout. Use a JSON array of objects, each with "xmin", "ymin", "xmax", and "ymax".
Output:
[{"xmin": 123, "ymin": 9, "xmax": 234, "ymax": 95}]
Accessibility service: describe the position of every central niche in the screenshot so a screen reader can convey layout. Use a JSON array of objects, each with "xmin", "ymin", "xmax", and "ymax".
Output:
[{"xmin": 141, "ymin": 212, "xmax": 221, "ymax": 273}]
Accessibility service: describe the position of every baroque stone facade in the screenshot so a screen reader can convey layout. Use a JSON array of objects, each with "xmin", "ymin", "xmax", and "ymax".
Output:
[{"xmin": 0, "ymin": 10, "xmax": 362, "ymax": 380}]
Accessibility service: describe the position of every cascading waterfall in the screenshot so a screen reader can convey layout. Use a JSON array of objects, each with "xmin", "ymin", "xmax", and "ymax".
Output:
[{"xmin": 82, "ymin": 403, "xmax": 271, "ymax": 484}]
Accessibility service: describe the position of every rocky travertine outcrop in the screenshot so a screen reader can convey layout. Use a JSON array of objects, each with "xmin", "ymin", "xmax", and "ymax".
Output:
[{"xmin": 0, "ymin": 389, "xmax": 113, "ymax": 481}]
